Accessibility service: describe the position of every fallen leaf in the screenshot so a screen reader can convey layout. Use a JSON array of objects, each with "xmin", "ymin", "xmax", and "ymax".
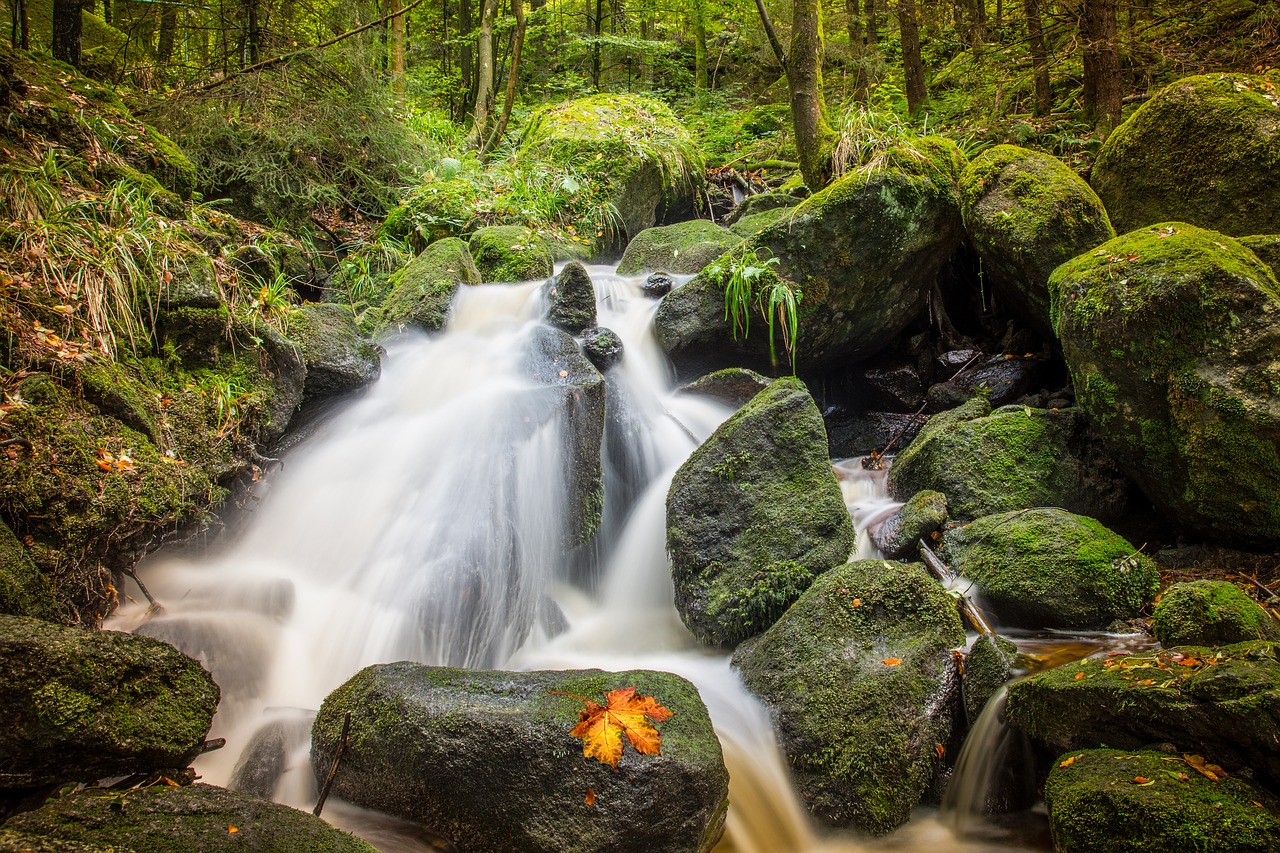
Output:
[
  {"xmin": 935, "ymin": 743, "xmax": 945, "ymax": 759},
  {"xmin": 1133, "ymin": 776, "xmax": 1154, "ymax": 786},
  {"xmin": 558, "ymin": 370, "xmax": 568, "ymax": 378},
  {"xmin": 228, "ymin": 826, "xmax": 238, "ymax": 834},
  {"xmin": 1075, "ymin": 672, "xmax": 1086, "ymax": 680},
  {"xmin": 585, "ymin": 788, "xmax": 596, "ymax": 806},
  {"xmin": 1184, "ymin": 754, "xmax": 1227, "ymax": 782},
  {"xmin": 851, "ymin": 598, "xmax": 862, "ymax": 607},
  {"xmin": 564, "ymin": 687, "xmax": 673, "ymax": 768},
  {"xmin": 882, "ymin": 658, "xmax": 902, "ymax": 666},
  {"xmin": 1060, "ymin": 755, "xmax": 1081, "ymax": 768}
]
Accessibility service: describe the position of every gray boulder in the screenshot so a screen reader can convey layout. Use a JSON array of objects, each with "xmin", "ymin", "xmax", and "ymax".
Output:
[
  {"xmin": 544, "ymin": 261, "xmax": 597, "ymax": 334},
  {"xmin": 675, "ymin": 367, "xmax": 772, "ymax": 409},
  {"xmin": 311, "ymin": 664, "xmax": 728, "ymax": 853},
  {"xmin": 291, "ymin": 303, "xmax": 381, "ymax": 399},
  {"xmin": 617, "ymin": 220, "xmax": 741, "ymax": 275}
]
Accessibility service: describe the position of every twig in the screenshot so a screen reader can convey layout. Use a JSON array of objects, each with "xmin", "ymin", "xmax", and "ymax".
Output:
[
  {"xmin": 1243, "ymin": 574, "xmax": 1280, "ymax": 604},
  {"xmin": 313, "ymin": 711, "xmax": 351, "ymax": 817},
  {"xmin": 120, "ymin": 567, "xmax": 162, "ymax": 613},
  {"xmin": 920, "ymin": 541, "xmax": 995, "ymax": 636}
]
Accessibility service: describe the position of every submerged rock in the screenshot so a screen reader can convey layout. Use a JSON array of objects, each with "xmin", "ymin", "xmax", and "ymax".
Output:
[
  {"xmin": 310, "ymin": 664, "xmax": 728, "ymax": 853},
  {"xmin": 887, "ymin": 398, "xmax": 1132, "ymax": 522},
  {"xmin": 0, "ymin": 615, "xmax": 219, "ymax": 789},
  {"xmin": 1051, "ymin": 223, "xmax": 1280, "ymax": 546},
  {"xmin": 291, "ymin": 303, "xmax": 381, "ymax": 399},
  {"xmin": 1005, "ymin": 640, "xmax": 1280, "ymax": 789},
  {"xmin": 3, "ymin": 783, "xmax": 378, "ymax": 853},
  {"xmin": 733, "ymin": 560, "xmax": 965, "ymax": 834},
  {"xmin": 1044, "ymin": 748, "xmax": 1280, "ymax": 853},
  {"xmin": 667, "ymin": 377, "xmax": 855, "ymax": 645},
  {"xmin": 468, "ymin": 225, "xmax": 554, "ymax": 282},
  {"xmin": 543, "ymin": 261, "xmax": 598, "ymax": 334},
  {"xmin": 617, "ymin": 220, "xmax": 741, "ymax": 275},
  {"xmin": 1153, "ymin": 581, "xmax": 1280, "ymax": 648},
  {"xmin": 642, "ymin": 272, "xmax": 674, "ymax": 298},
  {"xmin": 375, "ymin": 237, "xmax": 481, "ymax": 333},
  {"xmin": 958, "ymin": 145, "xmax": 1114, "ymax": 334},
  {"xmin": 1091, "ymin": 73, "xmax": 1280, "ymax": 236},
  {"xmin": 962, "ymin": 633, "xmax": 1018, "ymax": 723},
  {"xmin": 942, "ymin": 508, "xmax": 1159, "ymax": 630}
]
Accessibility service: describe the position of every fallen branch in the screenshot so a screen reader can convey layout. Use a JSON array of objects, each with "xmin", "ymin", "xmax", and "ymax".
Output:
[
  {"xmin": 313, "ymin": 711, "xmax": 351, "ymax": 817},
  {"xmin": 920, "ymin": 541, "xmax": 994, "ymax": 636}
]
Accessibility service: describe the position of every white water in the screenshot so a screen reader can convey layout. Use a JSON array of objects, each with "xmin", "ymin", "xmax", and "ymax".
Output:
[{"xmin": 110, "ymin": 266, "xmax": 1039, "ymax": 852}]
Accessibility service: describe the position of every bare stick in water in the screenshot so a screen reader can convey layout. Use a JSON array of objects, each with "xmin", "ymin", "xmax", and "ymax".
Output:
[
  {"xmin": 919, "ymin": 541, "xmax": 995, "ymax": 636},
  {"xmin": 313, "ymin": 711, "xmax": 351, "ymax": 817}
]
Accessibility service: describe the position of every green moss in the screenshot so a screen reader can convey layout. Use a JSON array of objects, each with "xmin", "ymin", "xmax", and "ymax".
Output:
[
  {"xmin": 135, "ymin": 125, "xmax": 197, "ymax": 200},
  {"xmin": 616, "ymin": 220, "xmax": 742, "ymax": 275},
  {"xmin": 1154, "ymin": 581, "xmax": 1280, "ymax": 647},
  {"xmin": 467, "ymin": 225, "xmax": 553, "ymax": 282},
  {"xmin": 0, "ymin": 518, "xmax": 59, "ymax": 621},
  {"xmin": 728, "ymin": 206, "xmax": 795, "ymax": 238},
  {"xmin": 375, "ymin": 237, "xmax": 481, "ymax": 333}
]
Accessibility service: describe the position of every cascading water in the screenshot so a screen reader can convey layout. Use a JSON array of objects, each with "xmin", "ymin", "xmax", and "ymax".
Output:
[{"xmin": 109, "ymin": 265, "xmax": 1038, "ymax": 853}]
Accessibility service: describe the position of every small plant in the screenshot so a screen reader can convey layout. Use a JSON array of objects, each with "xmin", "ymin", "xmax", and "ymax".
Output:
[
  {"xmin": 204, "ymin": 376, "xmax": 248, "ymax": 436},
  {"xmin": 713, "ymin": 248, "xmax": 802, "ymax": 376},
  {"xmin": 251, "ymin": 273, "xmax": 296, "ymax": 332}
]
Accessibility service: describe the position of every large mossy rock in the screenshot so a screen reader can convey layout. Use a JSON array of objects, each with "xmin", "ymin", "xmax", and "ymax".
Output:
[
  {"xmin": 733, "ymin": 560, "xmax": 965, "ymax": 834},
  {"xmin": 617, "ymin": 220, "xmax": 742, "ymax": 275},
  {"xmin": 290, "ymin": 303, "xmax": 381, "ymax": 399},
  {"xmin": 1242, "ymin": 234, "xmax": 1280, "ymax": 280},
  {"xmin": 1044, "ymin": 749, "xmax": 1280, "ymax": 853},
  {"xmin": 375, "ymin": 237, "xmax": 481, "ymax": 333},
  {"xmin": 886, "ymin": 397, "xmax": 1131, "ymax": 522},
  {"xmin": 942, "ymin": 509, "xmax": 1158, "ymax": 630},
  {"xmin": 0, "ymin": 615, "xmax": 219, "ymax": 788},
  {"xmin": 958, "ymin": 144, "xmax": 1114, "ymax": 334},
  {"xmin": 310, "ymin": 664, "xmax": 728, "ymax": 853},
  {"xmin": 1091, "ymin": 73, "xmax": 1280, "ymax": 236},
  {"xmin": 666, "ymin": 377, "xmax": 855, "ymax": 646},
  {"xmin": 0, "ymin": 521, "xmax": 58, "ymax": 621},
  {"xmin": 1005, "ymin": 640, "xmax": 1280, "ymax": 788},
  {"xmin": 1153, "ymin": 580, "xmax": 1280, "ymax": 647},
  {"xmin": 468, "ymin": 225, "xmax": 554, "ymax": 282},
  {"xmin": 543, "ymin": 261, "xmax": 598, "ymax": 334},
  {"xmin": 522, "ymin": 326, "xmax": 605, "ymax": 547},
  {"xmin": 521, "ymin": 94, "xmax": 704, "ymax": 242},
  {"xmin": 655, "ymin": 145, "xmax": 964, "ymax": 377},
  {"xmin": 870, "ymin": 490, "xmax": 949, "ymax": 560},
  {"xmin": 1051, "ymin": 223, "xmax": 1280, "ymax": 546},
  {"xmin": 3, "ymin": 784, "xmax": 378, "ymax": 853}
]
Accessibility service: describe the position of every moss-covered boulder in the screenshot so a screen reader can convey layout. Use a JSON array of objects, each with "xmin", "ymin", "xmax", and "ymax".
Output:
[
  {"xmin": 733, "ymin": 560, "xmax": 964, "ymax": 833},
  {"xmin": 522, "ymin": 327, "xmax": 605, "ymax": 547},
  {"xmin": 963, "ymin": 633, "xmax": 1018, "ymax": 722},
  {"xmin": 654, "ymin": 147, "xmax": 964, "ymax": 377},
  {"xmin": 1051, "ymin": 223, "xmax": 1280, "ymax": 546},
  {"xmin": 580, "ymin": 326, "xmax": 623, "ymax": 371},
  {"xmin": 728, "ymin": 206, "xmax": 794, "ymax": 238},
  {"xmin": 1091, "ymin": 74, "xmax": 1280, "ymax": 236},
  {"xmin": 0, "ymin": 615, "xmax": 219, "ymax": 789},
  {"xmin": 942, "ymin": 509, "xmax": 1158, "ymax": 630},
  {"xmin": 310, "ymin": 664, "xmax": 728, "ymax": 853},
  {"xmin": 543, "ymin": 261, "xmax": 597, "ymax": 334},
  {"xmin": 0, "ymin": 521, "xmax": 58, "ymax": 621},
  {"xmin": 722, "ymin": 191, "xmax": 804, "ymax": 226},
  {"xmin": 521, "ymin": 94, "xmax": 704, "ymax": 242},
  {"xmin": 617, "ymin": 221, "xmax": 741, "ymax": 275},
  {"xmin": 3, "ymin": 784, "xmax": 378, "ymax": 853},
  {"xmin": 676, "ymin": 368, "xmax": 772, "ymax": 409},
  {"xmin": 869, "ymin": 490, "xmax": 948, "ymax": 559},
  {"xmin": 468, "ymin": 225, "xmax": 554, "ymax": 282},
  {"xmin": 667, "ymin": 377, "xmax": 855, "ymax": 645},
  {"xmin": 1153, "ymin": 581, "xmax": 1280, "ymax": 648},
  {"xmin": 375, "ymin": 237, "xmax": 481, "ymax": 333},
  {"xmin": 1005, "ymin": 640, "xmax": 1280, "ymax": 787},
  {"xmin": 1241, "ymin": 234, "xmax": 1280, "ymax": 280},
  {"xmin": 959, "ymin": 145, "xmax": 1115, "ymax": 334},
  {"xmin": 380, "ymin": 176, "xmax": 480, "ymax": 248},
  {"xmin": 886, "ymin": 398, "xmax": 1132, "ymax": 522},
  {"xmin": 290, "ymin": 304, "xmax": 381, "ymax": 399},
  {"xmin": 1044, "ymin": 748, "xmax": 1280, "ymax": 853}
]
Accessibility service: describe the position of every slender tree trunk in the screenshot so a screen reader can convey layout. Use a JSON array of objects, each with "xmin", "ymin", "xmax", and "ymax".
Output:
[
  {"xmin": 1081, "ymin": 0, "xmax": 1121, "ymax": 133},
  {"xmin": 158, "ymin": 5, "xmax": 178, "ymax": 63},
  {"xmin": 390, "ymin": 0, "xmax": 406, "ymax": 99},
  {"xmin": 1023, "ymin": 0, "xmax": 1050, "ymax": 115},
  {"xmin": 100, "ymin": 0, "xmax": 109, "ymax": 24},
  {"xmin": 788, "ymin": 0, "xmax": 838, "ymax": 189},
  {"xmin": 898, "ymin": 0, "xmax": 927, "ymax": 114},
  {"xmin": 13, "ymin": 0, "xmax": 30, "ymax": 49},
  {"xmin": 469, "ymin": 0, "xmax": 499, "ymax": 145},
  {"xmin": 460, "ymin": 0, "xmax": 475, "ymax": 118},
  {"xmin": 482, "ymin": 0, "xmax": 525, "ymax": 156},
  {"xmin": 753, "ymin": 0, "xmax": 787, "ymax": 68},
  {"xmin": 693, "ymin": 0, "xmax": 708, "ymax": 90},
  {"xmin": 592, "ymin": 0, "xmax": 603, "ymax": 89},
  {"xmin": 246, "ymin": 0, "xmax": 261, "ymax": 65},
  {"xmin": 864, "ymin": 0, "xmax": 878, "ymax": 44},
  {"xmin": 52, "ymin": 0, "xmax": 86, "ymax": 66}
]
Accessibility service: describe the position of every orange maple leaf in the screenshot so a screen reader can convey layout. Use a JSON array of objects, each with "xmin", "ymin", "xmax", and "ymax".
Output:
[{"xmin": 564, "ymin": 687, "xmax": 674, "ymax": 768}]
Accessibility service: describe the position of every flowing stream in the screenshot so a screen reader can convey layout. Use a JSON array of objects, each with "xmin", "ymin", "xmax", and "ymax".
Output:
[{"xmin": 110, "ymin": 265, "xmax": 1062, "ymax": 852}]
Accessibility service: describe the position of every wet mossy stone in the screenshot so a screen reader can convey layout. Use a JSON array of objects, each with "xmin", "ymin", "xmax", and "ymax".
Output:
[
  {"xmin": 959, "ymin": 145, "xmax": 1114, "ymax": 335},
  {"xmin": 0, "ymin": 615, "xmax": 219, "ymax": 789},
  {"xmin": 721, "ymin": 191, "xmax": 803, "ymax": 226},
  {"xmin": 1153, "ymin": 580, "xmax": 1280, "ymax": 648},
  {"xmin": 310, "ymin": 663, "xmax": 728, "ymax": 853},
  {"xmin": 0, "ymin": 520, "xmax": 58, "ymax": 621},
  {"xmin": 543, "ymin": 261, "xmax": 597, "ymax": 334},
  {"xmin": 521, "ymin": 94, "xmax": 705, "ymax": 243},
  {"xmin": 642, "ymin": 272, "xmax": 674, "ymax": 298},
  {"xmin": 375, "ymin": 237, "xmax": 481, "ymax": 333},
  {"xmin": 676, "ymin": 367, "xmax": 772, "ymax": 410},
  {"xmin": 654, "ymin": 151, "xmax": 964, "ymax": 378},
  {"xmin": 290, "ymin": 303, "xmax": 381, "ymax": 399},
  {"xmin": 0, "ymin": 827, "xmax": 128, "ymax": 852},
  {"xmin": 468, "ymin": 225, "xmax": 554, "ymax": 282},
  {"xmin": 963, "ymin": 633, "xmax": 1018, "ymax": 723},
  {"xmin": 667, "ymin": 377, "xmax": 855, "ymax": 646},
  {"xmin": 1091, "ymin": 73, "xmax": 1280, "ymax": 236},
  {"xmin": 1044, "ymin": 748, "xmax": 1280, "ymax": 853},
  {"xmin": 1005, "ymin": 640, "xmax": 1280, "ymax": 788},
  {"xmin": 1050, "ymin": 223, "xmax": 1280, "ymax": 546},
  {"xmin": 522, "ymin": 326, "xmax": 605, "ymax": 548},
  {"xmin": 580, "ymin": 326, "xmax": 623, "ymax": 372},
  {"xmin": 617, "ymin": 220, "xmax": 742, "ymax": 276},
  {"xmin": 728, "ymin": 206, "xmax": 794, "ymax": 238},
  {"xmin": 870, "ymin": 490, "xmax": 948, "ymax": 560},
  {"xmin": 942, "ymin": 509, "xmax": 1159, "ymax": 630},
  {"xmin": 887, "ymin": 398, "xmax": 1132, "ymax": 522},
  {"xmin": 1241, "ymin": 234, "xmax": 1280, "ymax": 280},
  {"xmin": 732, "ymin": 560, "xmax": 965, "ymax": 834},
  {"xmin": 3, "ymin": 784, "xmax": 378, "ymax": 853}
]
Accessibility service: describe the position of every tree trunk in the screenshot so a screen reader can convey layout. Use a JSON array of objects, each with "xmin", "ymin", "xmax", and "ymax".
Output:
[
  {"xmin": 390, "ymin": 0, "xmax": 406, "ymax": 99},
  {"xmin": 845, "ymin": 0, "xmax": 869, "ymax": 99},
  {"xmin": 864, "ymin": 0, "xmax": 878, "ymax": 44},
  {"xmin": 693, "ymin": 0, "xmax": 708, "ymax": 90},
  {"xmin": 787, "ymin": 0, "xmax": 838, "ymax": 189},
  {"xmin": 592, "ymin": 0, "xmax": 603, "ymax": 89},
  {"xmin": 898, "ymin": 0, "xmax": 926, "ymax": 114},
  {"xmin": 1081, "ymin": 0, "xmax": 1121, "ymax": 133},
  {"xmin": 481, "ymin": 0, "xmax": 525, "ymax": 156},
  {"xmin": 469, "ymin": 0, "xmax": 500, "ymax": 145},
  {"xmin": 753, "ymin": 0, "xmax": 787, "ymax": 68},
  {"xmin": 246, "ymin": 0, "xmax": 261, "ymax": 65},
  {"xmin": 1023, "ymin": 0, "xmax": 1050, "ymax": 115},
  {"xmin": 100, "ymin": 0, "xmax": 109, "ymax": 25},
  {"xmin": 460, "ymin": 0, "xmax": 475, "ymax": 117},
  {"xmin": 52, "ymin": 0, "xmax": 86, "ymax": 66},
  {"xmin": 157, "ymin": 5, "xmax": 177, "ymax": 63}
]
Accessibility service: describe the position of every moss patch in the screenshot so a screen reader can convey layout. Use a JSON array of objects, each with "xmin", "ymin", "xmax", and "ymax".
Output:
[
  {"xmin": 467, "ymin": 225, "xmax": 554, "ymax": 282},
  {"xmin": 374, "ymin": 237, "xmax": 481, "ymax": 334},
  {"xmin": 1154, "ymin": 580, "xmax": 1280, "ymax": 647},
  {"xmin": 616, "ymin": 220, "xmax": 741, "ymax": 275}
]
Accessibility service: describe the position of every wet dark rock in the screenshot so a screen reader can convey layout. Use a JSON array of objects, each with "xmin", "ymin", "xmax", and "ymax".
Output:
[
  {"xmin": 675, "ymin": 368, "xmax": 772, "ymax": 409},
  {"xmin": 311, "ymin": 664, "xmax": 728, "ymax": 853},
  {"xmin": 824, "ymin": 409, "xmax": 927, "ymax": 459},
  {"xmin": 580, "ymin": 326, "xmax": 624, "ymax": 372},
  {"xmin": 642, "ymin": 272, "xmax": 674, "ymax": 298},
  {"xmin": 937, "ymin": 348, "xmax": 983, "ymax": 371},
  {"xmin": 291, "ymin": 303, "xmax": 381, "ymax": 399},
  {"xmin": 948, "ymin": 355, "xmax": 1044, "ymax": 408},
  {"xmin": 870, "ymin": 490, "xmax": 948, "ymax": 560},
  {"xmin": 544, "ymin": 261, "xmax": 597, "ymax": 334},
  {"xmin": 375, "ymin": 237, "xmax": 481, "ymax": 333},
  {"xmin": 858, "ymin": 362, "xmax": 925, "ymax": 412},
  {"xmin": 962, "ymin": 633, "xmax": 1018, "ymax": 723},
  {"xmin": 229, "ymin": 716, "xmax": 312, "ymax": 800},
  {"xmin": 924, "ymin": 382, "xmax": 975, "ymax": 413},
  {"xmin": 0, "ymin": 521, "xmax": 58, "ymax": 621}
]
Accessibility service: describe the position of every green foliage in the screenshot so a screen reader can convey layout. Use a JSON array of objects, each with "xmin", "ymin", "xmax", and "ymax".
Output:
[{"xmin": 708, "ymin": 246, "xmax": 800, "ymax": 374}]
